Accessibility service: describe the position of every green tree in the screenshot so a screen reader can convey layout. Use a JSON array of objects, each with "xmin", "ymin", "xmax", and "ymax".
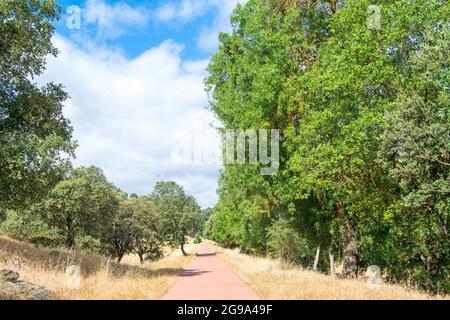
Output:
[
  {"xmin": 268, "ymin": 219, "xmax": 311, "ymax": 265},
  {"xmin": 103, "ymin": 195, "xmax": 164, "ymax": 264},
  {"xmin": 0, "ymin": 0, "xmax": 75, "ymax": 209},
  {"xmin": 47, "ymin": 167, "xmax": 118, "ymax": 249},
  {"xmin": 205, "ymin": 0, "xmax": 449, "ymax": 292},
  {"xmin": 198, "ymin": 207, "xmax": 214, "ymax": 235},
  {"xmin": 286, "ymin": 0, "xmax": 447, "ymax": 277},
  {"xmin": 150, "ymin": 181, "xmax": 201, "ymax": 256},
  {"xmin": 130, "ymin": 197, "xmax": 164, "ymax": 264},
  {"xmin": 8, "ymin": 166, "xmax": 119, "ymax": 249},
  {"xmin": 102, "ymin": 193, "xmax": 137, "ymax": 263},
  {"xmin": 378, "ymin": 25, "xmax": 450, "ymax": 293}
]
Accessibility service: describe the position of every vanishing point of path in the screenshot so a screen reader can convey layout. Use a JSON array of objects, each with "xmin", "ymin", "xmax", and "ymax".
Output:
[{"xmin": 162, "ymin": 243, "xmax": 260, "ymax": 300}]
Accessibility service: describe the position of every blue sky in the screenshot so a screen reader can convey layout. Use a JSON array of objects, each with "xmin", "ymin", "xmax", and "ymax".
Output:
[
  {"xmin": 39, "ymin": 0, "xmax": 245, "ymax": 208},
  {"xmin": 54, "ymin": 0, "xmax": 223, "ymax": 60}
]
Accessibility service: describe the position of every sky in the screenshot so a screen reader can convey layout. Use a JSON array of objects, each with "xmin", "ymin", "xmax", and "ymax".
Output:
[{"xmin": 39, "ymin": 0, "xmax": 245, "ymax": 208}]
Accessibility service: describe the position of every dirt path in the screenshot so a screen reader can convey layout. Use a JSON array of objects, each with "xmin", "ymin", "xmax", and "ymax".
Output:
[{"xmin": 161, "ymin": 243, "xmax": 260, "ymax": 300}]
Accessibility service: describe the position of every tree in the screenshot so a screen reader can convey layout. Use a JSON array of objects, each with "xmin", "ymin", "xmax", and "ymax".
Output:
[
  {"xmin": 0, "ymin": 0, "xmax": 75, "ymax": 209},
  {"xmin": 268, "ymin": 219, "xmax": 310, "ymax": 265},
  {"xmin": 285, "ymin": 0, "xmax": 447, "ymax": 277},
  {"xmin": 102, "ymin": 195, "xmax": 164, "ymax": 264},
  {"xmin": 378, "ymin": 25, "xmax": 450, "ymax": 293},
  {"xmin": 150, "ymin": 181, "xmax": 201, "ymax": 256},
  {"xmin": 130, "ymin": 197, "xmax": 164, "ymax": 264},
  {"xmin": 205, "ymin": 0, "xmax": 449, "ymax": 292},
  {"xmin": 102, "ymin": 193, "xmax": 136, "ymax": 263},
  {"xmin": 198, "ymin": 207, "xmax": 214, "ymax": 235},
  {"xmin": 9, "ymin": 166, "xmax": 119, "ymax": 249}
]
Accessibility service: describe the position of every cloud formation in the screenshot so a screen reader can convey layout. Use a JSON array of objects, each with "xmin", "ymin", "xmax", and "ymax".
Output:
[
  {"xmin": 39, "ymin": 35, "xmax": 222, "ymax": 208},
  {"xmin": 155, "ymin": 0, "xmax": 246, "ymax": 51},
  {"xmin": 84, "ymin": 0, "xmax": 150, "ymax": 39}
]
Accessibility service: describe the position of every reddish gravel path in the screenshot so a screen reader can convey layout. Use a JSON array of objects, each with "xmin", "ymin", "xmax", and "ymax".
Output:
[{"xmin": 162, "ymin": 243, "xmax": 260, "ymax": 300}]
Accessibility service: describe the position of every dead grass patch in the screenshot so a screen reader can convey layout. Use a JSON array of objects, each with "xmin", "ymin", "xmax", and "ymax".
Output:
[
  {"xmin": 212, "ymin": 243, "xmax": 448, "ymax": 300},
  {"xmin": 0, "ymin": 236, "xmax": 197, "ymax": 300}
]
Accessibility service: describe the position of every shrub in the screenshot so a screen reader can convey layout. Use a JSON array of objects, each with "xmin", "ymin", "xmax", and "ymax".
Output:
[
  {"xmin": 193, "ymin": 233, "xmax": 202, "ymax": 244},
  {"xmin": 267, "ymin": 219, "xmax": 310, "ymax": 266}
]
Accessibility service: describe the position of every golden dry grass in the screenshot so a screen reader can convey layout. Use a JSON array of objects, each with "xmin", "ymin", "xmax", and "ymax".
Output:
[
  {"xmin": 212, "ymin": 244, "xmax": 449, "ymax": 300},
  {"xmin": 0, "ymin": 236, "xmax": 198, "ymax": 300}
]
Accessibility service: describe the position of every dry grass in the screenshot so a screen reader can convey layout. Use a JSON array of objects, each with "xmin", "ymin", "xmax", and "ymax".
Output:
[
  {"xmin": 212, "ymin": 244, "xmax": 449, "ymax": 300},
  {"xmin": 0, "ymin": 236, "xmax": 198, "ymax": 300}
]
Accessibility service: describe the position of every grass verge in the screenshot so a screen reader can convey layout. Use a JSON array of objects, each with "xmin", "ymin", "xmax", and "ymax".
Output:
[
  {"xmin": 212, "ymin": 244, "xmax": 448, "ymax": 300},
  {"xmin": 0, "ymin": 236, "xmax": 197, "ymax": 300}
]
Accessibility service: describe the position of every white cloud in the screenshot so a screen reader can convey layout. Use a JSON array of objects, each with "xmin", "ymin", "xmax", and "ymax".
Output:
[
  {"xmin": 84, "ymin": 0, "xmax": 150, "ymax": 39},
  {"xmin": 154, "ymin": 0, "xmax": 246, "ymax": 51},
  {"xmin": 39, "ymin": 34, "xmax": 222, "ymax": 208},
  {"xmin": 198, "ymin": 0, "xmax": 244, "ymax": 52},
  {"xmin": 155, "ymin": 0, "xmax": 211, "ymax": 23},
  {"xmin": 155, "ymin": 3, "xmax": 178, "ymax": 22}
]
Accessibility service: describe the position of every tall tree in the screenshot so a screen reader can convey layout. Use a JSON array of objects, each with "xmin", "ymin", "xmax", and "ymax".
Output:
[
  {"xmin": 206, "ymin": 0, "xmax": 449, "ymax": 291},
  {"xmin": 379, "ymin": 25, "xmax": 450, "ymax": 293},
  {"xmin": 0, "ymin": 0, "xmax": 75, "ymax": 209}
]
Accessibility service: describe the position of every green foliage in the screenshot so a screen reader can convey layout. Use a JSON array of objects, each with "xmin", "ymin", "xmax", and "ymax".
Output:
[
  {"xmin": 129, "ymin": 197, "xmax": 164, "ymax": 263},
  {"xmin": 1, "ymin": 166, "xmax": 119, "ymax": 250},
  {"xmin": 193, "ymin": 233, "xmax": 202, "ymax": 244},
  {"xmin": 102, "ymin": 194, "xmax": 138, "ymax": 263},
  {"xmin": 206, "ymin": 0, "xmax": 449, "ymax": 293},
  {"xmin": 378, "ymin": 25, "xmax": 450, "ymax": 293},
  {"xmin": 198, "ymin": 207, "xmax": 214, "ymax": 235},
  {"xmin": 0, "ymin": 0, "xmax": 75, "ymax": 209},
  {"xmin": 268, "ymin": 219, "xmax": 310, "ymax": 265},
  {"xmin": 0, "ymin": 209, "xmax": 61, "ymax": 247},
  {"xmin": 150, "ymin": 181, "xmax": 201, "ymax": 256}
]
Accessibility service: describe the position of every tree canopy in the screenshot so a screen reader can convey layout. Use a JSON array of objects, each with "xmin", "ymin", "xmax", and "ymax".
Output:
[
  {"xmin": 0, "ymin": 0, "xmax": 76, "ymax": 209},
  {"xmin": 205, "ymin": 0, "xmax": 449, "ymax": 293}
]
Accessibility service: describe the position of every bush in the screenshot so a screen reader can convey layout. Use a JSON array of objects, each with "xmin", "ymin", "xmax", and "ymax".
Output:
[
  {"xmin": 0, "ymin": 210, "xmax": 63, "ymax": 247},
  {"xmin": 267, "ymin": 219, "xmax": 310, "ymax": 266},
  {"xmin": 193, "ymin": 233, "xmax": 202, "ymax": 244}
]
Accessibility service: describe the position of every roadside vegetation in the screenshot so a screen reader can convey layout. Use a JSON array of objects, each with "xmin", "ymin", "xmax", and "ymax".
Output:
[
  {"xmin": 0, "ymin": 236, "xmax": 198, "ymax": 300},
  {"xmin": 0, "ymin": 0, "xmax": 205, "ymax": 267},
  {"xmin": 0, "ymin": 0, "xmax": 448, "ymax": 299},
  {"xmin": 204, "ymin": 0, "xmax": 449, "ymax": 295},
  {"xmin": 213, "ymin": 243, "xmax": 449, "ymax": 300}
]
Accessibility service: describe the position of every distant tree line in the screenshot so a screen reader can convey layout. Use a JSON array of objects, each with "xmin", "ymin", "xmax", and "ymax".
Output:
[
  {"xmin": 0, "ymin": 1, "xmax": 202, "ymax": 263},
  {"xmin": 0, "ymin": 166, "xmax": 202, "ymax": 263},
  {"xmin": 204, "ymin": 0, "xmax": 449, "ymax": 294}
]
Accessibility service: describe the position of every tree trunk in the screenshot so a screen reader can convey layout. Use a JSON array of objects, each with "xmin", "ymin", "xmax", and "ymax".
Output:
[
  {"xmin": 329, "ymin": 254, "xmax": 335, "ymax": 277},
  {"xmin": 139, "ymin": 253, "xmax": 144, "ymax": 265},
  {"xmin": 181, "ymin": 243, "xmax": 187, "ymax": 256},
  {"xmin": 65, "ymin": 220, "xmax": 75, "ymax": 249},
  {"xmin": 66, "ymin": 232, "xmax": 75, "ymax": 249},
  {"xmin": 117, "ymin": 254, "xmax": 124, "ymax": 264},
  {"xmin": 342, "ymin": 220, "xmax": 358, "ymax": 277},
  {"xmin": 313, "ymin": 245, "xmax": 321, "ymax": 271}
]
